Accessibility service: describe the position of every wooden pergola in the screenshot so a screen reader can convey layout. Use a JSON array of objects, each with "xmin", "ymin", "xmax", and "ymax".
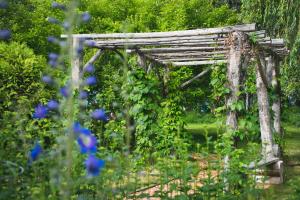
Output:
[{"xmin": 64, "ymin": 23, "xmax": 288, "ymax": 183}]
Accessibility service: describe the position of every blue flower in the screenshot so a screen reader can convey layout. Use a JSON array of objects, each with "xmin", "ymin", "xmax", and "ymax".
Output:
[
  {"xmin": 77, "ymin": 128, "xmax": 97, "ymax": 154},
  {"xmin": 47, "ymin": 36, "xmax": 57, "ymax": 43},
  {"xmin": 42, "ymin": 75, "xmax": 53, "ymax": 84},
  {"xmin": 0, "ymin": 2, "xmax": 8, "ymax": 9},
  {"xmin": 73, "ymin": 122, "xmax": 82, "ymax": 135},
  {"xmin": 85, "ymin": 76, "xmax": 97, "ymax": 85},
  {"xmin": 82, "ymin": 12, "xmax": 91, "ymax": 22},
  {"xmin": 49, "ymin": 53, "xmax": 59, "ymax": 61},
  {"xmin": 0, "ymin": 29, "xmax": 11, "ymax": 40},
  {"xmin": 51, "ymin": 2, "xmax": 66, "ymax": 10},
  {"xmin": 84, "ymin": 40, "xmax": 96, "ymax": 47},
  {"xmin": 48, "ymin": 60, "xmax": 58, "ymax": 67},
  {"xmin": 76, "ymin": 44, "xmax": 83, "ymax": 55},
  {"xmin": 85, "ymin": 155, "xmax": 105, "ymax": 177},
  {"xmin": 29, "ymin": 143, "xmax": 42, "ymax": 161},
  {"xmin": 60, "ymin": 86, "xmax": 69, "ymax": 97},
  {"xmin": 79, "ymin": 90, "xmax": 88, "ymax": 99},
  {"xmin": 84, "ymin": 64, "xmax": 95, "ymax": 73},
  {"xmin": 91, "ymin": 109, "xmax": 108, "ymax": 122},
  {"xmin": 33, "ymin": 104, "xmax": 48, "ymax": 119},
  {"xmin": 47, "ymin": 17, "xmax": 59, "ymax": 24},
  {"xmin": 47, "ymin": 100, "xmax": 59, "ymax": 110},
  {"xmin": 62, "ymin": 21, "xmax": 70, "ymax": 30}
]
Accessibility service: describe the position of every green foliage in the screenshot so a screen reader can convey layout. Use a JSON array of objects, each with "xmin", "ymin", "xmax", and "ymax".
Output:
[
  {"xmin": 0, "ymin": 42, "xmax": 54, "ymax": 199},
  {"xmin": 0, "ymin": 0, "xmax": 64, "ymax": 55}
]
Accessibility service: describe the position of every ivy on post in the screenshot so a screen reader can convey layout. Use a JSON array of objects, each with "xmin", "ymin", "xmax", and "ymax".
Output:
[{"xmin": 224, "ymin": 31, "xmax": 244, "ymax": 189}]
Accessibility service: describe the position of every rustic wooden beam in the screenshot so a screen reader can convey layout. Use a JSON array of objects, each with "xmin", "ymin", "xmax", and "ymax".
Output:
[
  {"xmin": 166, "ymin": 60, "xmax": 226, "ymax": 66},
  {"xmin": 83, "ymin": 49, "xmax": 104, "ymax": 71},
  {"xmin": 148, "ymin": 51, "xmax": 228, "ymax": 57},
  {"xmin": 61, "ymin": 23, "xmax": 256, "ymax": 39},
  {"xmin": 181, "ymin": 68, "xmax": 211, "ymax": 88},
  {"xmin": 138, "ymin": 46, "xmax": 227, "ymax": 53},
  {"xmin": 155, "ymin": 56, "xmax": 225, "ymax": 62},
  {"xmin": 95, "ymin": 40, "xmax": 226, "ymax": 48}
]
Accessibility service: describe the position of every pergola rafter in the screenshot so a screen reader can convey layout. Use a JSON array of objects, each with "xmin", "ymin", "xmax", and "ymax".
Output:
[{"xmin": 63, "ymin": 23, "xmax": 288, "ymax": 184}]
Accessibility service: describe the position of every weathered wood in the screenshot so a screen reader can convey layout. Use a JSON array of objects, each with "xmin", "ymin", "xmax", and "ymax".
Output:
[
  {"xmin": 138, "ymin": 46, "xmax": 227, "ymax": 53},
  {"xmin": 83, "ymin": 49, "xmax": 104, "ymax": 71},
  {"xmin": 137, "ymin": 52, "xmax": 147, "ymax": 71},
  {"xmin": 256, "ymin": 52, "xmax": 269, "ymax": 88},
  {"xmin": 224, "ymin": 32, "xmax": 244, "ymax": 190},
  {"xmin": 95, "ymin": 41, "xmax": 225, "ymax": 48},
  {"xmin": 72, "ymin": 37, "xmax": 80, "ymax": 88},
  {"xmin": 155, "ymin": 56, "xmax": 225, "ymax": 62},
  {"xmin": 148, "ymin": 51, "xmax": 228, "ymax": 57},
  {"xmin": 94, "ymin": 36, "xmax": 225, "ymax": 45},
  {"xmin": 267, "ymin": 56, "xmax": 282, "ymax": 136},
  {"xmin": 181, "ymin": 68, "xmax": 211, "ymax": 88},
  {"xmin": 226, "ymin": 32, "xmax": 243, "ymax": 130},
  {"xmin": 94, "ymin": 35, "xmax": 269, "ymax": 47},
  {"xmin": 62, "ymin": 23, "xmax": 256, "ymax": 39},
  {"xmin": 256, "ymin": 54, "xmax": 275, "ymax": 159},
  {"xmin": 164, "ymin": 60, "xmax": 226, "ymax": 66}
]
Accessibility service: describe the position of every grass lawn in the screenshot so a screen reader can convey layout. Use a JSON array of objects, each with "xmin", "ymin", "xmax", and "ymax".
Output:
[
  {"xmin": 185, "ymin": 121, "xmax": 300, "ymax": 199},
  {"xmin": 264, "ymin": 125, "xmax": 300, "ymax": 199}
]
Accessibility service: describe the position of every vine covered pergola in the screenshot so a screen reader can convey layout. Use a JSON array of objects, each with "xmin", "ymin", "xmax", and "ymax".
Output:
[{"xmin": 63, "ymin": 23, "xmax": 288, "ymax": 184}]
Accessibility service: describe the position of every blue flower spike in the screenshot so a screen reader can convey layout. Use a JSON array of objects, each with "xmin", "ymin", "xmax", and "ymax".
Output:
[
  {"xmin": 51, "ymin": 2, "xmax": 66, "ymax": 10},
  {"xmin": 47, "ymin": 100, "xmax": 59, "ymax": 110},
  {"xmin": 73, "ymin": 122, "xmax": 82, "ymax": 135},
  {"xmin": 77, "ymin": 128, "xmax": 97, "ymax": 154},
  {"xmin": 60, "ymin": 86, "xmax": 69, "ymax": 97},
  {"xmin": 62, "ymin": 21, "xmax": 70, "ymax": 30},
  {"xmin": 82, "ymin": 12, "xmax": 91, "ymax": 22},
  {"xmin": 85, "ymin": 76, "xmax": 97, "ymax": 85},
  {"xmin": 91, "ymin": 109, "xmax": 108, "ymax": 122},
  {"xmin": 0, "ymin": 29, "xmax": 11, "ymax": 40},
  {"xmin": 84, "ymin": 40, "xmax": 96, "ymax": 47},
  {"xmin": 47, "ymin": 17, "xmax": 59, "ymax": 24},
  {"xmin": 79, "ymin": 90, "xmax": 88, "ymax": 99},
  {"xmin": 84, "ymin": 64, "xmax": 95, "ymax": 73},
  {"xmin": 42, "ymin": 75, "xmax": 53, "ymax": 84},
  {"xmin": 29, "ymin": 143, "xmax": 42, "ymax": 162},
  {"xmin": 0, "ymin": 2, "xmax": 8, "ymax": 9},
  {"xmin": 47, "ymin": 36, "xmax": 57, "ymax": 43},
  {"xmin": 48, "ymin": 53, "xmax": 59, "ymax": 67},
  {"xmin": 33, "ymin": 104, "xmax": 48, "ymax": 119},
  {"xmin": 85, "ymin": 154, "xmax": 105, "ymax": 177}
]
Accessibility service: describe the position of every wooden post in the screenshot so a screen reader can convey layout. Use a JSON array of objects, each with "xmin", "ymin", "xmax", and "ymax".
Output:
[
  {"xmin": 268, "ymin": 56, "xmax": 282, "ymax": 136},
  {"xmin": 224, "ymin": 31, "xmax": 243, "ymax": 189},
  {"xmin": 72, "ymin": 37, "xmax": 80, "ymax": 89},
  {"xmin": 137, "ymin": 52, "xmax": 147, "ymax": 71},
  {"xmin": 256, "ymin": 53, "xmax": 275, "ymax": 159},
  {"xmin": 226, "ymin": 31, "xmax": 243, "ymax": 131}
]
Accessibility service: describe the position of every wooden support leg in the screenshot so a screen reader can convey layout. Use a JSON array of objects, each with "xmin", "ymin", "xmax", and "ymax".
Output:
[
  {"xmin": 83, "ymin": 49, "xmax": 104, "ymax": 71},
  {"xmin": 255, "ymin": 54, "xmax": 275, "ymax": 160},
  {"xmin": 224, "ymin": 31, "xmax": 243, "ymax": 189},
  {"xmin": 137, "ymin": 52, "xmax": 148, "ymax": 71},
  {"xmin": 271, "ymin": 58, "xmax": 282, "ymax": 136},
  {"xmin": 226, "ymin": 32, "xmax": 243, "ymax": 130},
  {"xmin": 72, "ymin": 37, "xmax": 81, "ymax": 89}
]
